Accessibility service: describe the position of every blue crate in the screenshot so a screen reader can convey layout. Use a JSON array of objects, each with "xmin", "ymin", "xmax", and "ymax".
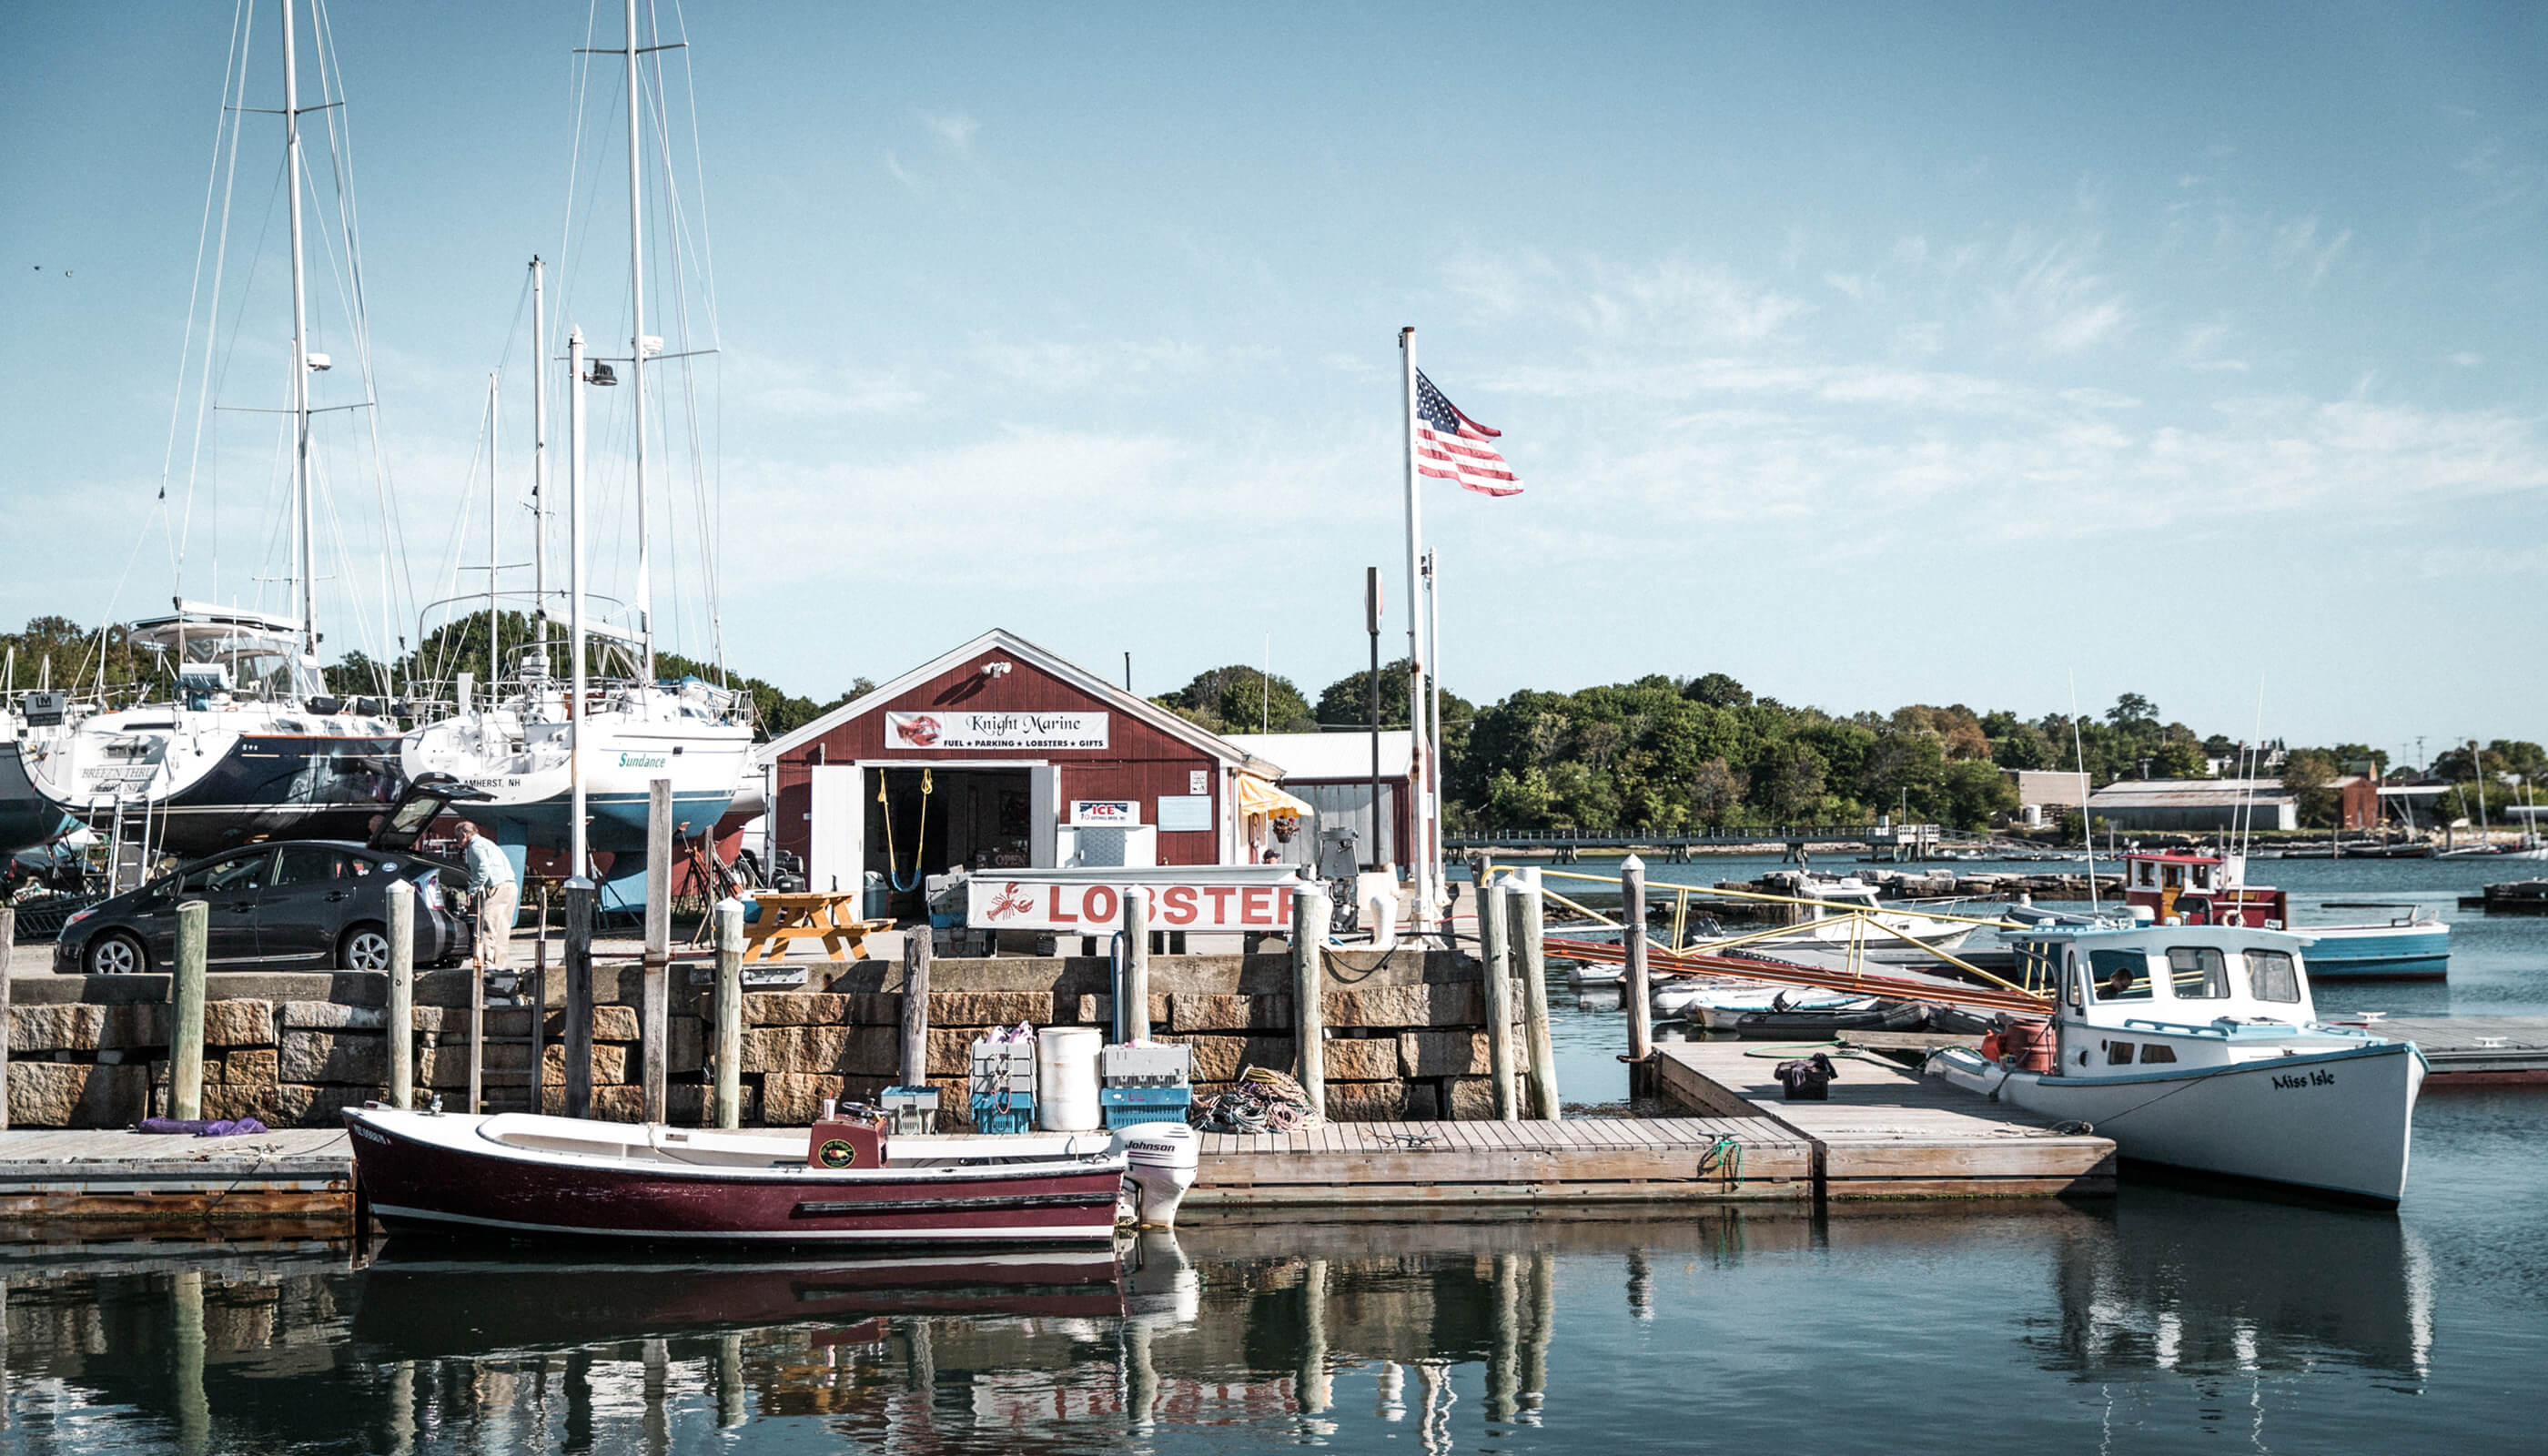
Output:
[
  {"xmin": 1100, "ymin": 1085, "xmax": 1191, "ymax": 1129},
  {"xmin": 970, "ymin": 1091, "xmax": 1035, "ymax": 1136}
]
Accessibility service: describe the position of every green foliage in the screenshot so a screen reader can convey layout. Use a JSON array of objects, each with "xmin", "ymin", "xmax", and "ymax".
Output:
[
  {"xmin": 2280, "ymin": 748, "xmax": 2342, "ymax": 828},
  {"xmin": 1152, "ymin": 665, "xmax": 1317, "ymax": 734}
]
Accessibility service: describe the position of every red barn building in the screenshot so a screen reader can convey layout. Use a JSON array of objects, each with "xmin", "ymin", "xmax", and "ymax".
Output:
[{"xmin": 763, "ymin": 630, "xmax": 1282, "ymax": 900}]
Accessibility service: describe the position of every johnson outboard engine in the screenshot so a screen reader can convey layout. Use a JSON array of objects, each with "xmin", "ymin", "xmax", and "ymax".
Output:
[{"xmin": 1110, "ymin": 1121, "xmax": 1199, "ymax": 1228}]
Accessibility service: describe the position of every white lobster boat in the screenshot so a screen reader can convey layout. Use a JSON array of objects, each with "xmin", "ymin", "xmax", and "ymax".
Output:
[{"xmin": 1926, "ymin": 918, "xmax": 2425, "ymax": 1203}]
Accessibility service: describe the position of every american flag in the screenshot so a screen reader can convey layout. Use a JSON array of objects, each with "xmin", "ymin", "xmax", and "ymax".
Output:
[{"xmin": 1413, "ymin": 370, "xmax": 1522, "ymax": 497}]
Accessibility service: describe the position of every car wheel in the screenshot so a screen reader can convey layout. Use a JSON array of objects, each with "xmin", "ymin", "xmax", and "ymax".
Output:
[
  {"xmin": 339, "ymin": 923, "xmax": 394, "ymax": 973},
  {"xmin": 85, "ymin": 932, "xmax": 147, "ymax": 976}
]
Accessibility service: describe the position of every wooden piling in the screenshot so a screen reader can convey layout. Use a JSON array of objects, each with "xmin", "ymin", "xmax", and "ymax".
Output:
[
  {"xmin": 1291, "ymin": 885, "xmax": 1330, "ymax": 1119},
  {"xmin": 714, "ymin": 898, "xmax": 744, "ymax": 1130},
  {"xmin": 1622, "ymin": 854, "xmax": 1653, "ymax": 1095},
  {"xmin": 563, "ymin": 876, "xmax": 595, "ymax": 1117},
  {"xmin": 1122, "ymin": 890, "xmax": 1151, "ymax": 1042},
  {"xmin": 169, "ymin": 900, "xmax": 207, "ymax": 1121},
  {"xmin": 467, "ymin": 930, "xmax": 485, "ymax": 1115},
  {"xmin": 642, "ymin": 778, "xmax": 672, "ymax": 1124},
  {"xmin": 1479, "ymin": 880, "xmax": 1518, "ymax": 1121},
  {"xmin": 386, "ymin": 880, "xmax": 415, "ymax": 1110},
  {"xmin": 0, "ymin": 905, "xmax": 13, "ymax": 1131},
  {"xmin": 1511, "ymin": 873, "xmax": 1560, "ymax": 1118},
  {"xmin": 897, "ymin": 920, "xmax": 931, "ymax": 1090}
]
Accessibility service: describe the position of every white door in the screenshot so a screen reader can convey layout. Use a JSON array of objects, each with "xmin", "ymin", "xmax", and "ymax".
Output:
[
  {"xmin": 807, "ymin": 765, "xmax": 865, "ymax": 895},
  {"xmin": 1030, "ymin": 764, "xmax": 1059, "ymax": 868}
]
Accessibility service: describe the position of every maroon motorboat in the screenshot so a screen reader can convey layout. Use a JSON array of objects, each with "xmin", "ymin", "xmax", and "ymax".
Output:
[{"xmin": 343, "ymin": 1105, "xmax": 1198, "ymax": 1247}]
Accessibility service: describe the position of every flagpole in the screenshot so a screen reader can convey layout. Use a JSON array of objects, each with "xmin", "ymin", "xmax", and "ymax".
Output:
[
  {"xmin": 1399, "ymin": 327, "xmax": 1433, "ymax": 931},
  {"xmin": 1425, "ymin": 547, "xmax": 1443, "ymax": 927}
]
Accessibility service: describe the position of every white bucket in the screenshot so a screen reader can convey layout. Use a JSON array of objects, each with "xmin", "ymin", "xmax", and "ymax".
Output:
[{"xmin": 1035, "ymin": 1026, "xmax": 1104, "ymax": 1131}]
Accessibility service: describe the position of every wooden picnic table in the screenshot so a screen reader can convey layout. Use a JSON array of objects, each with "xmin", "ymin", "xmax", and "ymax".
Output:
[{"xmin": 743, "ymin": 893, "xmax": 896, "ymax": 964}]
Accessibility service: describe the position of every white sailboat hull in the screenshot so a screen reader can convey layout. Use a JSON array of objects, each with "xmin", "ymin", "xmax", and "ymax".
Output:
[{"xmin": 402, "ymin": 701, "xmax": 751, "ymax": 852}]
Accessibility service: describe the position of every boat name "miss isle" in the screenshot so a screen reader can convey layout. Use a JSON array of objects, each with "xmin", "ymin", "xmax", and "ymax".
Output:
[{"xmin": 2270, "ymin": 1068, "xmax": 2337, "ymax": 1089}]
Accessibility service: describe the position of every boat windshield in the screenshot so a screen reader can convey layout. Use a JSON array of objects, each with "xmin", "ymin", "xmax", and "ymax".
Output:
[
  {"xmin": 2245, "ymin": 949, "xmax": 2301, "ymax": 1003},
  {"xmin": 2088, "ymin": 948, "xmax": 2152, "ymax": 1002},
  {"xmin": 180, "ymin": 635, "xmax": 311, "ymax": 699},
  {"xmin": 2168, "ymin": 945, "xmax": 2232, "ymax": 999}
]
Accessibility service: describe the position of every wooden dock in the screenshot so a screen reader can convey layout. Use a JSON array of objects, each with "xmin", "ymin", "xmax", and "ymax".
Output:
[
  {"xmin": 1187, "ymin": 1117, "xmax": 1812, "ymax": 1209},
  {"xmin": 1653, "ymin": 1041, "xmax": 2116, "ymax": 1199},
  {"xmin": 2361, "ymin": 1016, "xmax": 2548, "ymax": 1083},
  {"xmin": 0, "ymin": 1127, "xmax": 354, "ymax": 1239}
]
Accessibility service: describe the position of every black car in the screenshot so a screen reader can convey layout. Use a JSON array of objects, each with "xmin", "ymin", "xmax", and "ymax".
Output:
[{"xmin": 54, "ymin": 778, "xmax": 487, "ymax": 976}]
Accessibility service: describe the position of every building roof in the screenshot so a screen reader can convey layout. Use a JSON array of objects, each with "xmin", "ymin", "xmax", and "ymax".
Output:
[
  {"xmin": 1225, "ymin": 731, "xmax": 1415, "ymax": 782},
  {"xmin": 760, "ymin": 628, "xmax": 1281, "ymax": 776},
  {"xmin": 2086, "ymin": 778, "xmax": 2296, "ymax": 810}
]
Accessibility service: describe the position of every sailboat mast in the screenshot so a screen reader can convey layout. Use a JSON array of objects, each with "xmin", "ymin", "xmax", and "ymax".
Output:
[
  {"xmin": 622, "ymin": 0, "xmax": 653, "ymax": 682},
  {"xmin": 531, "ymin": 257, "xmax": 550, "ymax": 658},
  {"xmin": 280, "ymin": 0, "xmax": 318, "ymax": 672},
  {"xmin": 487, "ymin": 372, "xmax": 501, "ymax": 691},
  {"xmin": 569, "ymin": 329, "xmax": 592, "ymax": 878}
]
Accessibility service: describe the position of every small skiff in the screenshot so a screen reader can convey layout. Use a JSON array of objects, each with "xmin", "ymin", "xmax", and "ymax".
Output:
[{"xmin": 344, "ymin": 1105, "xmax": 1199, "ymax": 1246}]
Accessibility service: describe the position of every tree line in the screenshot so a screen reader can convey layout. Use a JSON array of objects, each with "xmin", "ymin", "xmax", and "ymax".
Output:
[
  {"xmin": 8, "ymin": 613, "xmax": 2533, "ymax": 834},
  {"xmin": 1152, "ymin": 662, "xmax": 2539, "ymax": 834}
]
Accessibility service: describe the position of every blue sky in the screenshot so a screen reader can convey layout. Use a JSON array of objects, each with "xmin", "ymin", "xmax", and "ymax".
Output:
[{"xmin": 3, "ymin": 2, "xmax": 2542, "ymax": 765}]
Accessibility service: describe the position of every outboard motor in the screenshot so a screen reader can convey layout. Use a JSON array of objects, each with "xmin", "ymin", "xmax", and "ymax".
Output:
[{"xmin": 1111, "ymin": 1121, "xmax": 1198, "ymax": 1228}]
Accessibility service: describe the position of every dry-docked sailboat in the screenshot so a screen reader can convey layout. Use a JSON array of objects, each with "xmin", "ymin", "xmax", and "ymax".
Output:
[
  {"xmin": 0, "ymin": 677, "xmax": 77, "ymax": 857},
  {"xmin": 400, "ymin": 1, "xmax": 751, "ymax": 903},
  {"xmin": 25, "ymin": 3, "xmax": 410, "ymax": 868}
]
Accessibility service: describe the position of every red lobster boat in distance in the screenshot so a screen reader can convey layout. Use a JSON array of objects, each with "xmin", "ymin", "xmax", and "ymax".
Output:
[{"xmin": 343, "ymin": 1104, "xmax": 1198, "ymax": 1247}]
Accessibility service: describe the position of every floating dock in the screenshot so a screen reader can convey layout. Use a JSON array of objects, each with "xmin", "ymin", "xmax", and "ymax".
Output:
[
  {"xmin": 0, "ymin": 1127, "xmax": 353, "ymax": 1239},
  {"xmin": 1653, "ymin": 1041, "xmax": 2117, "ymax": 1199},
  {"xmin": 1186, "ymin": 1117, "xmax": 1810, "ymax": 1208},
  {"xmin": 2360, "ymin": 1016, "xmax": 2548, "ymax": 1084}
]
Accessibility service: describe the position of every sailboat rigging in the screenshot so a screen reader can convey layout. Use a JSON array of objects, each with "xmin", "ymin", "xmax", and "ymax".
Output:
[
  {"xmin": 25, "ymin": 0, "xmax": 412, "ymax": 870},
  {"xmin": 399, "ymin": 0, "xmax": 751, "ymax": 909}
]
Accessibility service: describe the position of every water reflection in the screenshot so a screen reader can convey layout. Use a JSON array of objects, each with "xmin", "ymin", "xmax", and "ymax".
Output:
[
  {"xmin": 0, "ymin": 1195, "xmax": 2451, "ymax": 1453},
  {"xmin": 2034, "ymin": 1185, "xmax": 2434, "ymax": 1384}
]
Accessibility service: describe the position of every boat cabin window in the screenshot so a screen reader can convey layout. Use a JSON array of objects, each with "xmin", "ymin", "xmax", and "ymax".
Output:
[
  {"xmin": 2191, "ymin": 864, "xmax": 2213, "ymax": 890},
  {"xmin": 2135, "ymin": 861, "xmax": 2157, "ymax": 887},
  {"xmin": 2088, "ymin": 948, "xmax": 2152, "ymax": 1002},
  {"xmin": 2245, "ymin": 949, "xmax": 2301, "ymax": 1003},
  {"xmin": 2167, "ymin": 945, "xmax": 2231, "ymax": 999},
  {"xmin": 2161, "ymin": 863, "xmax": 2185, "ymax": 889}
]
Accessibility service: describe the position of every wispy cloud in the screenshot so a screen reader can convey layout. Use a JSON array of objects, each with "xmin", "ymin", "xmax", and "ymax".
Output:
[
  {"xmin": 2179, "ymin": 321, "xmax": 2249, "ymax": 373},
  {"xmin": 2268, "ymin": 215, "xmax": 2351, "ymax": 289},
  {"xmin": 967, "ymin": 338, "xmax": 1274, "ymax": 395},
  {"xmin": 918, "ymin": 110, "xmax": 980, "ymax": 153}
]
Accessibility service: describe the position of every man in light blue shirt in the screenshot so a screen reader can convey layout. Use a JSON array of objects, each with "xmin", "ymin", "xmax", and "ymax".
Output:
[{"xmin": 453, "ymin": 820, "xmax": 517, "ymax": 970}]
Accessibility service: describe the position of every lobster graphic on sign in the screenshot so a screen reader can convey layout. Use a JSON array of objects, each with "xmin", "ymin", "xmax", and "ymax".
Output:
[
  {"xmin": 893, "ymin": 713, "xmax": 942, "ymax": 747},
  {"xmin": 983, "ymin": 882, "xmax": 1039, "ymax": 922}
]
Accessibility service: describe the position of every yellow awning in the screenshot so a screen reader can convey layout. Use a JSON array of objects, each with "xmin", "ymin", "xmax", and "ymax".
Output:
[{"xmin": 1236, "ymin": 774, "xmax": 1313, "ymax": 819}]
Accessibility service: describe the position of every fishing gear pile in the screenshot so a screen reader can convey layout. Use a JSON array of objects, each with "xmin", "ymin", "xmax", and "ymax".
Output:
[{"xmin": 1188, "ymin": 1067, "xmax": 1321, "ymax": 1133}]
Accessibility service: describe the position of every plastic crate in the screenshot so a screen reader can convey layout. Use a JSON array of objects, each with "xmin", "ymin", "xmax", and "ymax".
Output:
[
  {"xmin": 1100, "ymin": 1084, "xmax": 1192, "ymax": 1129},
  {"xmin": 881, "ymin": 1085, "xmax": 940, "ymax": 1137},
  {"xmin": 970, "ymin": 1091, "xmax": 1036, "ymax": 1135}
]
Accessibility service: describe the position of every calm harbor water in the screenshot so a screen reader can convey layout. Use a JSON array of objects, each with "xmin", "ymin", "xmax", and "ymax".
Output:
[{"xmin": 0, "ymin": 852, "xmax": 2536, "ymax": 1453}]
